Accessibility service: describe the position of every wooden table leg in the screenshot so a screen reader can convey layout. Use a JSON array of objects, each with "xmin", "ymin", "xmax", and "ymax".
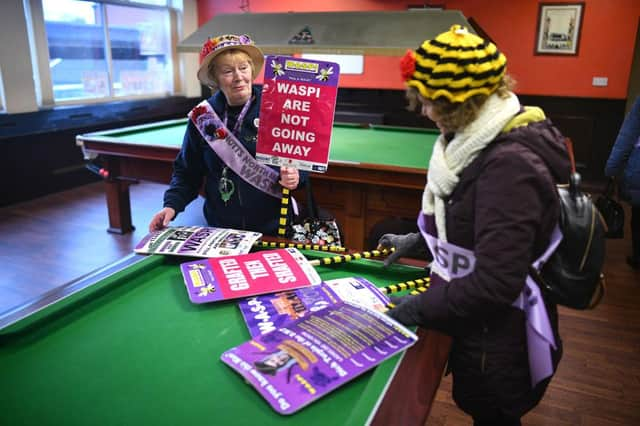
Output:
[{"xmin": 104, "ymin": 178, "xmax": 135, "ymax": 234}]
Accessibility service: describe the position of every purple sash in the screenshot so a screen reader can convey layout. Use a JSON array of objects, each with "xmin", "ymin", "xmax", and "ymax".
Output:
[
  {"xmin": 422, "ymin": 231, "xmax": 476, "ymax": 282},
  {"xmin": 511, "ymin": 225, "xmax": 561, "ymax": 387},
  {"xmin": 417, "ymin": 213, "xmax": 559, "ymax": 387},
  {"xmin": 188, "ymin": 100, "xmax": 282, "ymax": 199}
]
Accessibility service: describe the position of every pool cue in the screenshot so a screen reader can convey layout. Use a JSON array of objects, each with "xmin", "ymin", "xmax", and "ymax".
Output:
[
  {"xmin": 307, "ymin": 248, "xmax": 395, "ymax": 266},
  {"xmin": 277, "ymin": 187, "xmax": 290, "ymax": 238},
  {"xmin": 253, "ymin": 240, "xmax": 346, "ymax": 252}
]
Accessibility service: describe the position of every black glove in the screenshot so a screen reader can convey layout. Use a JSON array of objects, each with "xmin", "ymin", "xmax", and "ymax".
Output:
[
  {"xmin": 386, "ymin": 293, "xmax": 422, "ymax": 327},
  {"xmin": 388, "ymin": 294, "xmax": 410, "ymax": 306},
  {"xmin": 377, "ymin": 232, "xmax": 426, "ymax": 267}
]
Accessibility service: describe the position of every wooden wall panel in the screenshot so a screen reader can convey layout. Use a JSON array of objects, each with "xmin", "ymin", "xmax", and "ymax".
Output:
[{"xmin": 0, "ymin": 97, "xmax": 198, "ymax": 206}]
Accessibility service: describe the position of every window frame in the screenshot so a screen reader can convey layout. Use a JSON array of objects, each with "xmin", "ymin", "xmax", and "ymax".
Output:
[{"xmin": 28, "ymin": 0, "xmax": 179, "ymax": 106}]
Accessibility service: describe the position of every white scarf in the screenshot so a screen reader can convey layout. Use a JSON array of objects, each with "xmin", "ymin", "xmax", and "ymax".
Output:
[{"xmin": 422, "ymin": 92, "xmax": 521, "ymax": 241}]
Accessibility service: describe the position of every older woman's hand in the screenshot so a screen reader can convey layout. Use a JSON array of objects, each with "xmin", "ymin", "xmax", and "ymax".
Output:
[
  {"xmin": 279, "ymin": 166, "xmax": 300, "ymax": 190},
  {"xmin": 148, "ymin": 207, "xmax": 176, "ymax": 232}
]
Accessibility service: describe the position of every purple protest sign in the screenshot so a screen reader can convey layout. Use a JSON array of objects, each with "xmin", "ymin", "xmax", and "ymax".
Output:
[
  {"xmin": 238, "ymin": 277, "xmax": 390, "ymax": 337},
  {"xmin": 134, "ymin": 226, "xmax": 261, "ymax": 258},
  {"xmin": 180, "ymin": 248, "xmax": 321, "ymax": 304},
  {"xmin": 221, "ymin": 302, "xmax": 417, "ymax": 414},
  {"xmin": 256, "ymin": 55, "xmax": 340, "ymax": 172}
]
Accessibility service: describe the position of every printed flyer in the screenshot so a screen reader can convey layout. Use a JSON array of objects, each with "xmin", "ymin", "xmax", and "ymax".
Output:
[
  {"xmin": 134, "ymin": 226, "xmax": 261, "ymax": 258},
  {"xmin": 238, "ymin": 277, "xmax": 391, "ymax": 337},
  {"xmin": 180, "ymin": 248, "xmax": 321, "ymax": 304},
  {"xmin": 221, "ymin": 302, "xmax": 418, "ymax": 415},
  {"xmin": 256, "ymin": 55, "xmax": 340, "ymax": 172}
]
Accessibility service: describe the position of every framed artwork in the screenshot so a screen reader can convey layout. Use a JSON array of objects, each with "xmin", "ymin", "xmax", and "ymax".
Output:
[{"xmin": 535, "ymin": 3, "xmax": 585, "ymax": 55}]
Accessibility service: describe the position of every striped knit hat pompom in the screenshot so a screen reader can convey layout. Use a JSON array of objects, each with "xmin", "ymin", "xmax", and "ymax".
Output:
[{"xmin": 402, "ymin": 25, "xmax": 507, "ymax": 103}]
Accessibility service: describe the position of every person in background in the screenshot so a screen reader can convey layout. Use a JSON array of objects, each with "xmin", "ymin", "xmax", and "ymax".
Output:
[
  {"xmin": 378, "ymin": 25, "xmax": 571, "ymax": 425},
  {"xmin": 605, "ymin": 96, "xmax": 640, "ymax": 270},
  {"xmin": 149, "ymin": 34, "xmax": 304, "ymax": 235}
]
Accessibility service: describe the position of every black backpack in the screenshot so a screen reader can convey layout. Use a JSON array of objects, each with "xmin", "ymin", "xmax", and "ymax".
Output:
[{"xmin": 529, "ymin": 173, "xmax": 606, "ymax": 309}]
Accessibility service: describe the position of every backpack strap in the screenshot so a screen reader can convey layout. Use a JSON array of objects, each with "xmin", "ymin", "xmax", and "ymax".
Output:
[
  {"xmin": 501, "ymin": 105, "xmax": 546, "ymax": 133},
  {"xmin": 563, "ymin": 138, "xmax": 577, "ymax": 173}
]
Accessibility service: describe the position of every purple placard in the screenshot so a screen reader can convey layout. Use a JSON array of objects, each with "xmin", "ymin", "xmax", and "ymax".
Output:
[
  {"xmin": 181, "ymin": 259, "xmax": 224, "ymax": 303},
  {"xmin": 177, "ymin": 227, "xmax": 218, "ymax": 254},
  {"xmin": 256, "ymin": 55, "xmax": 340, "ymax": 172},
  {"xmin": 134, "ymin": 226, "xmax": 261, "ymax": 258},
  {"xmin": 238, "ymin": 277, "xmax": 390, "ymax": 337},
  {"xmin": 264, "ymin": 55, "xmax": 340, "ymax": 86},
  {"xmin": 180, "ymin": 248, "xmax": 321, "ymax": 304},
  {"xmin": 221, "ymin": 302, "xmax": 417, "ymax": 415}
]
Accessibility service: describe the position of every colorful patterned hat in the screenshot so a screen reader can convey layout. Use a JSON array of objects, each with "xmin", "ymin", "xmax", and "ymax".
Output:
[
  {"xmin": 197, "ymin": 34, "xmax": 265, "ymax": 88},
  {"xmin": 400, "ymin": 25, "xmax": 507, "ymax": 103}
]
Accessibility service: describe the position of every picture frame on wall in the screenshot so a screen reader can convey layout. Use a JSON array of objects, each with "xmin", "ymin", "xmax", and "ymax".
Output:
[{"xmin": 535, "ymin": 3, "xmax": 585, "ymax": 55}]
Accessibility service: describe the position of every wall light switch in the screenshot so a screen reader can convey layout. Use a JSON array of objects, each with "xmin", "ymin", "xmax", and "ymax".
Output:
[{"xmin": 592, "ymin": 77, "xmax": 608, "ymax": 87}]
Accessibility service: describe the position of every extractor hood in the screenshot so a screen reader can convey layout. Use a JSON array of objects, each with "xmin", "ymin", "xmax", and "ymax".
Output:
[{"xmin": 178, "ymin": 10, "xmax": 475, "ymax": 56}]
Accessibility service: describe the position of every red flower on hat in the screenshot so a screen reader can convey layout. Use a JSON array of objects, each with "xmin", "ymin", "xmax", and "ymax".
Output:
[
  {"xmin": 199, "ymin": 37, "xmax": 220, "ymax": 63},
  {"xmin": 400, "ymin": 49, "xmax": 416, "ymax": 81}
]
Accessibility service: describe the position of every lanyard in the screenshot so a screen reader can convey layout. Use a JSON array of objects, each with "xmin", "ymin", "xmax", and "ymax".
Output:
[
  {"xmin": 224, "ymin": 98, "xmax": 252, "ymax": 137},
  {"xmin": 219, "ymin": 98, "xmax": 252, "ymax": 203}
]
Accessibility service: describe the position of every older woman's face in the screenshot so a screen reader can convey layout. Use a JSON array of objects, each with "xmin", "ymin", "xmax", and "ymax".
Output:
[{"xmin": 212, "ymin": 51, "xmax": 253, "ymax": 106}]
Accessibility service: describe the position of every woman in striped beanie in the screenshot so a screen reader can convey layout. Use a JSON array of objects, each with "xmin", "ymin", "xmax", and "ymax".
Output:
[{"xmin": 379, "ymin": 25, "xmax": 572, "ymax": 425}]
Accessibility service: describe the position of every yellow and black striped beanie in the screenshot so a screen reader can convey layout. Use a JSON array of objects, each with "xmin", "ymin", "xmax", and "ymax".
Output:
[{"xmin": 400, "ymin": 25, "xmax": 507, "ymax": 103}]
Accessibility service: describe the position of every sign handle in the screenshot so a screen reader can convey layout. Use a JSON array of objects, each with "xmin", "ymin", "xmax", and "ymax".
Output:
[{"xmin": 278, "ymin": 187, "xmax": 290, "ymax": 237}]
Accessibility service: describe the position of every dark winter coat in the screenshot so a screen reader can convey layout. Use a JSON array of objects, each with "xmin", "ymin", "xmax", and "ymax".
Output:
[
  {"xmin": 394, "ymin": 109, "xmax": 571, "ymax": 419},
  {"xmin": 605, "ymin": 96, "xmax": 640, "ymax": 206},
  {"xmin": 164, "ymin": 86, "xmax": 306, "ymax": 236}
]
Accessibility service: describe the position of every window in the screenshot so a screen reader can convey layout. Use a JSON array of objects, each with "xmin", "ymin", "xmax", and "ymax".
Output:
[{"xmin": 34, "ymin": 0, "xmax": 174, "ymax": 103}]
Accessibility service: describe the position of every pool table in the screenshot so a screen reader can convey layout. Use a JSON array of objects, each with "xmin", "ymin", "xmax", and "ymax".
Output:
[
  {"xmin": 0, "ymin": 251, "xmax": 450, "ymax": 426},
  {"xmin": 77, "ymin": 119, "xmax": 438, "ymax": 250}
]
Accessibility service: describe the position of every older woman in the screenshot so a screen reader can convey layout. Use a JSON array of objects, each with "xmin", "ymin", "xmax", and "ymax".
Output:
[
  {"xmin": 149, "ymin": 34, "xmax": 303, "ymax": 235},
  {"xmin": 378, "ymin": 26, "xmax": 571, "ymax": 425}
]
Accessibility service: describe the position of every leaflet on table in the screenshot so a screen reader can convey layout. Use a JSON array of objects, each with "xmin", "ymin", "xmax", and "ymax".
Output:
[
  {"xmin": 134, "ymin": 226, "xmax": 261, "ymax": 258},
  {"xmin": 180, "ymin": 248, "xmax": 321, "ymax": 304},
  {"xmin": 238, "ymin": 276, "xmax": 391, "ymax": 337},
  {"xmin": 221, "ymin": 301, "xmax": 418, "ymax": 415}
]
